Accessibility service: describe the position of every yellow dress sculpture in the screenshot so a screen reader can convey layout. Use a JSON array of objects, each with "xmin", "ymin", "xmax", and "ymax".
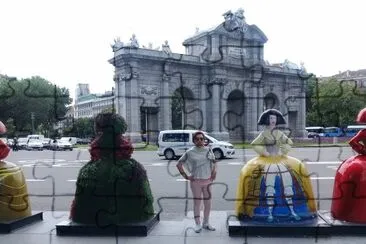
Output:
[
  {"xmin": 0, "ymin": 121, "xmax": 31, "ymax": 221},
  {"xmin": 235, "ymin": 109, "xmax": 317, "ymax": 223}
]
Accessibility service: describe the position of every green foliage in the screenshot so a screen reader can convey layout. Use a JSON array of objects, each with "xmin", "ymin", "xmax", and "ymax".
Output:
[
  {"xmin": 64, "ymin": 117, "xmax": 95, "ymax": 138},
  {"xmin": 72, "ymin": 159, "xmax": 154, "ymax": 224},
  {"xmin": 305, "ymin": 76, "xmax": 317, "ymax": 112},
  {"xmin": 306, "ymin": 78, "xmax": 366, "ymax": 127},
  {"xmin": 5, "ymin": 118, "xmax": 16, "ymax": 137},
  {"xmin": 0, "ymin": 75, "xmax": 72, "ymax": 136}
]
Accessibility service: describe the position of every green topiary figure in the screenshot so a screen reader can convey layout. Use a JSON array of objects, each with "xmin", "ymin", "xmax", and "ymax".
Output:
[{"xmin": 69, "ymin": 112, "xmax": 154, "ymax": 224}]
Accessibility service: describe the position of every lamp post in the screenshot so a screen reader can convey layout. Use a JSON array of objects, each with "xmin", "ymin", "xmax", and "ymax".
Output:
[{"xmin": 31, "ymin": 112, "xmax": 35, "ymax": 134}]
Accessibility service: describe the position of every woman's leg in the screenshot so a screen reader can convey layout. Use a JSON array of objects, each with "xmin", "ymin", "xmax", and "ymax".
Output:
[
  {"xmin": 279, "ymin": 164, "xmax": 300, "ymax": 220},
  {"xmin": 190, "ymin": 181, "xmax": 203, "ymax": 225},
  {"xmin": 264, "ymin": 165, "xmax": 276, "ymax": 222},
  {"xmin": 202, "ymin": 180, "xmax": 212, "ymax": 224}
]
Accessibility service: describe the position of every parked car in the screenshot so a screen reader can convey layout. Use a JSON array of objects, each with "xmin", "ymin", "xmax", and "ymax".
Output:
[
  {"xmin": 305, "ymin": 126, "xmax": 324, "ymax": 138},
  {"xmin": 49, "ymin": 139, "xmax": 73, "ymax": 151},
  {"xmin": 26, "ymin": 139, "xmax": 44, "ymax": 151},
  {"xmin": 17, "ymin": 137, "xmax": 29, "ymax": 150},
  {"xmin": 60, "ymin": 137, "xmax": 77, "ymax": 146},
  {"xmin": 323, "ymin": 127, "xmax": 344, "ymax": 137},
  {"xmin": 42, "ymin": 138, "xmax": 52, "ymax": 150},
  {"xmin": 157, "ymin": 130, "xmax": 235, "ymax": 160},
  {"xmin": 344, "ymin": 125, "xmax": 366, "ymax": 137},
  {"xmin": 76, "ymin": 138, "xmax": 92, "ymax": 145}
]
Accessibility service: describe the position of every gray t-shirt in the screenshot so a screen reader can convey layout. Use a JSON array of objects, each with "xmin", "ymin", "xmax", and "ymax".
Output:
[{"xmin": 178, "ymin": 146, "xmax": 216, "ymax": 179}]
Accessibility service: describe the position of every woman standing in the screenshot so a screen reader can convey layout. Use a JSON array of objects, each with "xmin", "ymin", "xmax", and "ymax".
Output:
[{"xmin": 176, "ymin": 131, "xmax": 217, "ymax": 233}]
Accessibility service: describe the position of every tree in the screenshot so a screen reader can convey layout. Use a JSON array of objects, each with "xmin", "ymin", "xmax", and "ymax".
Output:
[
  {"xmin": 305, "ymin": 76, "xmax": 317, "ymax": 113},
  {"xmin": 306, "ymin": 78, "xmax": 366, "ymax": 127},
  {"xmin": 0, "ymin": 75, "xmax": 72, "ymax": 136},
  {"xmin": 66, "ymin": 117, "xmax": 95, "ymax": 138}
]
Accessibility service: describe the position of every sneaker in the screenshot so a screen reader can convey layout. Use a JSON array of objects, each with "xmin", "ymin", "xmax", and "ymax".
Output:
[
  {"xmin": 194, "ymin": 224, "xmax": 202, "ymax": 233},
  {"xmin": 202, "ymin": 223, "xmax": 216, "ymax": 231}
]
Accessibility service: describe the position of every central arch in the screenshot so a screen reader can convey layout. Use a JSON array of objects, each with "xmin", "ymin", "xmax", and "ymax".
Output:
[
  {"xmin": 263, "ymin": 93, "xmax": 280, "ymax": 110},
  {"xmin": 225, "ymin": 89, "xmax": 245, "ymax": 142},
  {"xmin": 171, "ymin": 87, "xmax": 196, "ymax": 129}
]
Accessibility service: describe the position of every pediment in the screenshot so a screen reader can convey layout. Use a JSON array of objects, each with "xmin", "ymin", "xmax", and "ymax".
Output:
[
  {"xmin": 213, "ymin": 24, "xmax": 268, "ymax": 43},
  {"xmin": 183, "ymin": 23, "xmax": 268, "ymax": 46}
]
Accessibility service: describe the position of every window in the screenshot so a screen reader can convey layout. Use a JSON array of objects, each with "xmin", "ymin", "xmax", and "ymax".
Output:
[{"xmin": 162, "ymin": 133, "xmax": 189, "ymax": 142}]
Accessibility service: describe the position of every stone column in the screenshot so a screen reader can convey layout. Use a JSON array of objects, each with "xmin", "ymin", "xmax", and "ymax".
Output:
[
  {"xmin": 212, "ymin": 83, "xmax": 220, "ymax": 132},
  {"xmin": 257, "ymin": 85, "xmax": 263, "ymax": 130},
  {"xmin": 300, "ymin": 90, "xmax": 307, "ymax": 137},
  {"xmin": 249, "ymin": 84, "xmax": 258, "ymax": 140},
  {"xmin": 220, "ymin": 95, "xmax": 226, "ymax": 132},
  {"xmin": 211, "ymin": 34, "xmax": 220, "ymax": 61},
  {"xmin": 115, "ymin": 78, "xmax": 126, "ymax": 119},
  {"xmin": 162, "ymin": 75, "xmax": 171, "ymax": 130},
  {"xmin": 200, "ymin": 82, "xmax": 207, "ymax": 130},
  {"xmin": 283, "ymin": 76, "xmax": 289, "ymax": 130},
  {"xmin": 127, "ymin": 61, "xmax": 141, "ymax": 142}
]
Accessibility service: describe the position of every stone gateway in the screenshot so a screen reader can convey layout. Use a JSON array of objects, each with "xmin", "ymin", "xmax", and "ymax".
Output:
[{"xmin": 110, "ymin": 8, "xmax": 307, "ymax": 142}]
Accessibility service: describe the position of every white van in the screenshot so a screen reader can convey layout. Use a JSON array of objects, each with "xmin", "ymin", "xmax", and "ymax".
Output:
[{"xmin": 157, "ymin": 130, "xmax": 235, "ymax": 160}]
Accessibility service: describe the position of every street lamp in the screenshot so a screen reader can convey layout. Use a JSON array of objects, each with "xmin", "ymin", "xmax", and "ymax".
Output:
[{"xmin": 31, "ymin": 112, "xmax": 35, "ymax": 134}]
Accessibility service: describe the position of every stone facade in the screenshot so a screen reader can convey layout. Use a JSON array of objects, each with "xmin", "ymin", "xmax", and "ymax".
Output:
[
  {"xmin": 74, "ymin": 92, "xmax": 114, "ymax": 119},
  {"xmin": 109, "ymin": 9, "xmax": 307, "ymax": 142}
]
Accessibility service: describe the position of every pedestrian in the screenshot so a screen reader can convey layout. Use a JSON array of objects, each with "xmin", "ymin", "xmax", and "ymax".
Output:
[
  {"xmin": 13, "ymin": 136, "xmax": 18, "ymax": 151},
  {"xmin": 176, "ymin": 131, "xmax": 217, "ymax": 233}
]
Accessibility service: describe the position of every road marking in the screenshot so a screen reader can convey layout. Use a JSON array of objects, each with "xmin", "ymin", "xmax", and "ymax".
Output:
[
  {"xmin": 151, "ymin": 163, "xmax": 165, "ymax": 166},
  {"xmin": 68, "ymin": 160, "xmax": 89, "ymax": 163},
  {"xmin": 67, "ymin": 179, "xmax": 151, "ymax": 182},
  {"xmin": 19, "ymin": 159, "xmax": 66, "ymax": 163},
  {"xmin": 228, "ymin": 162, "xmax": 243, "ymax": 165},
  {"xmin": 22, "ymin": 163, "xmax": 83, "ymax": 168},
  {"xmin": 310, "ymin": 177, "xmax": 334, "ymax": 180},
  {"xmin": 23, "ymin": 164, "xmax": 36, "ymax": 167},
  {"xmin": 26, "ymin": 179, "xmax": 45, "ymax": 182},
  {"xmin": 326, "ymin": 166, "xmax": 338, "ymax": 170}
]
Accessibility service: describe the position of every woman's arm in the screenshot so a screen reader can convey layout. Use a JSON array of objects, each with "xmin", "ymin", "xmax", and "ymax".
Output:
[
  {"xmin": 279, "ymin": 130, "xmax": 293, "ymax": 155},
  {"xmin": 176, "ymin": 161, "xmax": 189, "ymax": 179},
  {"xmin": 176, "ymin": 153, "xmax": 192, "ymax": 180},
  {"xmin": 210, "ymin": 162, "xmax": 217, "ymax": 180},
  {"xmin": 251, "ymin": 132, "xmax": 269, "ymax": 156}
]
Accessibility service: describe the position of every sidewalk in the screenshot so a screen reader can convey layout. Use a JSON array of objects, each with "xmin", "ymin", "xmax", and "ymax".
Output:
[{"xmin": 0, "ymin": 211, "xmax": 365, "ymax": 244}]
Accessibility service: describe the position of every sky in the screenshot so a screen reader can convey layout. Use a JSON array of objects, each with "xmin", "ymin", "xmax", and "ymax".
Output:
[{"xmin": 1, "ymin": 0, "xmax": 365, "ymax": 104}]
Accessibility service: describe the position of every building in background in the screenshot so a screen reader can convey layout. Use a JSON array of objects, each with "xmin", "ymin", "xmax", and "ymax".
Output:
[
  {"xmin": 74, "ymin": 88, "xmax": 114, "ymax": 119},
  {"xmin": 75, "ymin": 83, "xmax": 91, "ymax": 102},
  {"xmin": 327, "ymin": 69, "xmax": 366, "ymax": 89}
]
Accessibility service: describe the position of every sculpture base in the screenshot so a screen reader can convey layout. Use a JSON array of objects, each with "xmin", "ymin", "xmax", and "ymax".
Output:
[
  {"xmin": 0, "ymin": 211, "xmax": 43, "ymax": 233},
  {"xmin": 56, "ymin": 213, "xmax": 160, "ymax": 236},
  {"xmin": 318, "ymin": 210, "xmax": 366, "ymax": 235},
  {"xmin": 228, "ymin": 212, "xmax": 330, "ymax": 237}
]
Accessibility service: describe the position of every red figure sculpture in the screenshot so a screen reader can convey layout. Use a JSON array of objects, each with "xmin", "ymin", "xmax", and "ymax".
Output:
[
  {"xmin": 331, "ymin": 108, "xmax": 366, "ymax": 222},
  {"xmin": 0, "ymin": 121, "xmax": 10, "ymax": 160}
]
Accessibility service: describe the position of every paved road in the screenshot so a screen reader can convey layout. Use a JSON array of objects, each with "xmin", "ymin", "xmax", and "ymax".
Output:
[{"xmin": 4, "ymin": 146, "xmax": 357, "ymax": 220}]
